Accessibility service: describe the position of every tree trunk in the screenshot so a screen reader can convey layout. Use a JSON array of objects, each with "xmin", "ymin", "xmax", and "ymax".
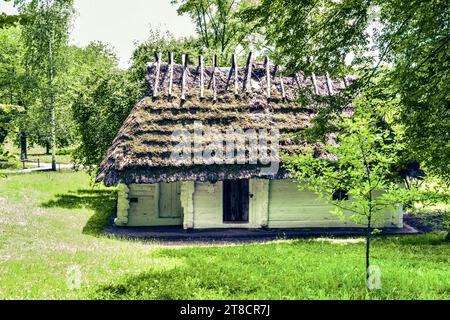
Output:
[
  {"xmin": 365, "ymin": 215, "xmax": 372, "ymax": 289},
  {"xmin": 366, "ymin": 233, "xmax": 371, "ymax": 285},
  {"xmin": 48, "ymin": 32, "xmax": 56, "ymax": 171},
  {"xmin": 50, "ymin": 99, "xmax": 56, "ymax": 171},
  {"xmin": 45, "ymin": 141, "xmax": 50, "ymax": 155},
  {"xmin": 20, "ymin": 131, "xmax": 27, "ymax": 161}
]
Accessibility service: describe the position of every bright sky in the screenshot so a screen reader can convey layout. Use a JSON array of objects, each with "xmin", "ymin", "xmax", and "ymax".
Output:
[{"xmin": 1, "ymin": 0, "xmax": 196, "ymax": 69}]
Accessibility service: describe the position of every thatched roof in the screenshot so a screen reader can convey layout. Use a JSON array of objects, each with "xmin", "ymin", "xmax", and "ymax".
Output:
[{"xmin": 96, "ymin": 54, "xmax": 350, "ymax": 186}]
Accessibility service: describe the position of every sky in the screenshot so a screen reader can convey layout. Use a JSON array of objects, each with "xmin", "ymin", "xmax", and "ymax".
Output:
[{"xmin": 1, "ymin": 0, "xmax": 197, "ymax": 69}]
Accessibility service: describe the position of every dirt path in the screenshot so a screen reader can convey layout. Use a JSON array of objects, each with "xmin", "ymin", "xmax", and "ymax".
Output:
[{"xmin": 3, "ymin": 162, "xmax": 79, "ymax": 174}]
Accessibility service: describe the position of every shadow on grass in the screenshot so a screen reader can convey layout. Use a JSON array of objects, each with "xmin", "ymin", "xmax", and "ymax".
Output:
[
  {"xmin": 41, "ymin": 188, "xmax": 117, "ymax": 236},
  {"xmin": 88, "ymin": 233, "xmax": 450, "ymax": 300},
  {"xmin": 89, "ymin": 257, "xmax": 260, "ymax": 300},
  {"xmin": 383, "ymin": 233, "xmax": 450, "ymax": 246}
]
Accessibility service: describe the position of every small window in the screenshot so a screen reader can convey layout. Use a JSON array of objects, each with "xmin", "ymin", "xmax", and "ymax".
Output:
[
  {"xmin": 332, "ymin": 189, "xmax": 349, "ymax": 201},
  {"xmin": 129, "ymin": 197, "xmax": 139, "ymax": 203}
]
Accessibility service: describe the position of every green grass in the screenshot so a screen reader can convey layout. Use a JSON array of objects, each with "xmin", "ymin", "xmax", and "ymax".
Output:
[
  {"xmin": 3, "ymin": 141, "xmax": 74, "ymax": 164},
  {"xmin": 0, "ymin": 172, "xmax": 449, "ymax": 300},
  {"xmin": 26, "ymin": 153, "xmax": 73, "ymax": 165}
]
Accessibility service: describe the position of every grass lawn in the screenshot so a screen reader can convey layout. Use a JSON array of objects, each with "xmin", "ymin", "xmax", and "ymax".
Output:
[
  {"xmin": 0, "ymin": 172, "xmax": 449, "ymax": 300},
  {"xmin": 3, "ymin": 141, "xmax": 74, "ymax": 164},
  {"xmin": 25, "ymin": 153, "xmax": 73, "ymax": 165}
]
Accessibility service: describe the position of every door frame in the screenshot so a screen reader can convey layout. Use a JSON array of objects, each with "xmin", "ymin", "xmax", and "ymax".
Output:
[
  {"xmin": 185, "ymin": 179, "xmax": 270, "ymax": 229},
  {"xmin": 158, "ymin": 182, "xmax": 182, "ymax": 219},
  {"xmin": 152, "ymin": 182, "xmax": 182, "ymax": 226},
  {"xmin": 222, "ymin": 179, "xmax": 250, "ymax": 223}
]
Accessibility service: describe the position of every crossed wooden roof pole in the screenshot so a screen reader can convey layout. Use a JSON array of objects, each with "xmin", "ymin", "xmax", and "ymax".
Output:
[{"xmin": 150, "ymin": 52, "xmax": 343, "ymax": 101}]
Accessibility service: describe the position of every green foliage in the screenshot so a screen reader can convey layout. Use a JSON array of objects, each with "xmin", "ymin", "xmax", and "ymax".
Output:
[
  {"xmin": 172, "ymin": 0, "xmax": 260, "ymax": 65},
  {"xmin": 0, "ymin": 160, "xmax": 19, "ymax": 170},
  {"xmin": 18, "ymin": 0, "xmax": 73, "ymax": 166},
  {"xmin": 285, "ymin": 101, "xmax": 416, "ymax": 285},
  {"xmin": 20, "ymin": 0, "xmax": 73, "ymax": 77},
  {"xmin": 285, "ymin": 104, "xmax": 406, "ymax": 228},
  {"xmin": 244, "ymin": 0, "xmax": 450, "ymax": 182},
  {"xmin": 374, "ymin": 0, "xmax": 449, "ymax": 182},
  {"xmin": 0, "ymin": 104, "xmax": 23, "ymax": 167},
  {"xmin": 0, "ymin": 0, "xmax": 30, "ymax": 28},
  {"xmin": 0, "ymin": 7, "xmax": 121, "ymax": 158},
  {"xmin": 295, "ymin": 87, "xmax": 354, "ymax": 145},
  {"xmin": 0, "ymin": 103, "xmax": 23, "ymax": 144},
  {"xmin": 0, "ymin": 26, "xmax": 41, "ymax": 148},
  {"xmin": 406, "ymin": 178, "xmax": 450, "ymax": 240},
  {"xmin": 1, "ymin": 2, "xmax": 116, "ymax": 157},
  {"xmin": 51, "ymin": 43, "xmax": 118, "ymax": 147},
  {"xmin": 0, "ymin": 12, "xmax": 29, "ymax": 29},
  {"xmin": 70, "ymin": 27, "xmax": 205, "ymax": 170},
  {"xmin": 75, "ymin": 27, "xmax": 205, "ymax": 171},
  {"xmin": 129, "ymin": 27, "xmax": 199, "ymax": 96},
  {"xmin": 241, "ymin": 0, "xmax": 369, "ymax": 75},
  {"xmin": 0, "ymin": 27, "xmax": 25, "ymax": 105},
  {"xmin": 71, "ymin": 66, "xmax": 139, "ymax": 170}
]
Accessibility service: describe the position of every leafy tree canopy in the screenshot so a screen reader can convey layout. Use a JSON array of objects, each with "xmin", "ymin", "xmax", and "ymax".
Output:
[
  {"xmin": 129, "ymin": 27, "xmax": 200, "ymax": 96},
  {"xmin": 245, "ymin": 0, "xmax": 449, "ymax": 182},
  {"xmin": 172, "ymin": 0, "xmax": 264, "ymax": 66},
  {"xmin": 71, "ymin": 43, "xmax": 140, "ymax": 171},
  {"xmin": 0, "ymin": 0, "xmax": 30, "ymax": 28}
]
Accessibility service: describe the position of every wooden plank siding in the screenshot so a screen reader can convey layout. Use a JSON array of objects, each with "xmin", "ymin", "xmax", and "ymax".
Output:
[
  {"xmin": 191, "ymin": 180, "xmax": 268, "ymax": 228},
  {"xmin": 120, "ymin": 179, "xmax": 403, "ymax": 229},
  {"xmin": 180, "ymin": 181, "xmax": 195, "ymax": 229},
  {"xmin": 126, "ymin": 183, "xmax": 182, "ymax": 226},
  {"xmin": 159, "ymin": 182, "xmax": 182, "ymax": 218},
  {"xmin": 268, "ymin": 180, "xmax": 403, "ymax": 228}
]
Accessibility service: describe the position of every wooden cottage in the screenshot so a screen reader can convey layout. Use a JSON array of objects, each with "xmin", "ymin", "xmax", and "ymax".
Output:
[{"xmin": 96, "ymin": 53, "xmax": 403, "ymax": 230}]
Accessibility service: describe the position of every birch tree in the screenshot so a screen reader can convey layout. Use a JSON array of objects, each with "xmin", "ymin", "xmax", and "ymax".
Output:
[{"xmin": 20, "ymin": 0, "xmax": 73, "ymax": 170}]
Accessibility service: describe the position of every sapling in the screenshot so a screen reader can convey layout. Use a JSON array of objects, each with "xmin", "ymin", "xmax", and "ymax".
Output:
[{"xmin": 285, "ymin": 105, "xmax": 408, "ymax": 288}]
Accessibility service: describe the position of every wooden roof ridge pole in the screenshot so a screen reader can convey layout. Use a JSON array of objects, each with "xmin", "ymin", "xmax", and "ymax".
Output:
[
  {"xmin": 198, "ymin": 55, "xmax": 204, "ymax": 99},
  {"xmin": 212, "ymin": 55, "xmax": 217, "ymax": 102},
  {"xmin": 244, "ymin": 52, "xmax": 253, "ymax": 93},
  {"xmin": 152, "ymin": 52, "xmax": 162, "ymax": 98},
  {"xmin": 265, "ymin": 56, "xmax": 271, "ymax": 98},
  {"xmin": 232, "ymin": 54, "xmax": 238, "ymax": 95},
  {"xmin": 343, "ymin": 76, "xmax": 349, "ymax": 88},
  {"xmin": 168, "ymin": 52, "xmax": 174, "ymax": 97},
  {"xmin": 294, "ymin": 72, "xmax": 302, "ymax": 89},
  {"xmin": 325, "ymin": 72, "xmax": 334, "ymax": 95},
  {"xmin": 181, "ymin": 54, "xmax": 188, "ymax": 101},
  {"xmin": 225, "ymin": 54, "xmax": 235, "ymax": 92},
  {"xmin": 311, "ymin": 73, "xmax": 319, "ymax": 95},
  {"xmin": 275, "ymin": 65, "xmax": 286, "ymax": 100}
]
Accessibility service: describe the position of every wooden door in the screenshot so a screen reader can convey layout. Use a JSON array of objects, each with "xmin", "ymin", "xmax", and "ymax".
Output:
[
  {"xmin": 223, "ymin": 179, "xmax": 249, "ymax": 223},
  {"xmin": 159, "ymin": 182, "xmax": 182, "ymax": 218}
]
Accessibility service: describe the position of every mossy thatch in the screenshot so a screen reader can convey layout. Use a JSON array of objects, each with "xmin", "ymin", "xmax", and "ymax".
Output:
[{"xmin": 96, "ymin": 60, "xmax": 349, "ymax": 186}]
